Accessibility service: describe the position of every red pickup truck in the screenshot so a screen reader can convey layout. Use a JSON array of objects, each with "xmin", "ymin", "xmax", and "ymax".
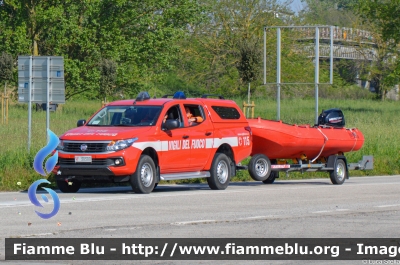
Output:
[{"xmin": 53, "ymin": 91, "xmax": 252, "ymax": 193}]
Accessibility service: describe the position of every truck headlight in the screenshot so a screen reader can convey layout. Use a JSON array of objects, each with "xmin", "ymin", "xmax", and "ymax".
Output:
[
  {"xmin": 107, "ymin": 138, "xmax": 138, "ymax": 151},
  {"xmin": 57, "ymin": 140, "xmax": 64, "ymax": 150}
]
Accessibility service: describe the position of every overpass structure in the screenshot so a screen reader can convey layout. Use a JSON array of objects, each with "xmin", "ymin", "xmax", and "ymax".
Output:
[
  {"xmin": 264, "ymin": 25, "xmax": 398, "ymax": 106},
  {"xmin": 297, "ymin": 26, "xmax": 377, "ymax": 61},
  {"xmin": 263, "ymin": 25, "xmax": 383, "ymax": 122},
  {"xmin": 311, "ymin": 44, "xmax": 376, "ymax": 61}
]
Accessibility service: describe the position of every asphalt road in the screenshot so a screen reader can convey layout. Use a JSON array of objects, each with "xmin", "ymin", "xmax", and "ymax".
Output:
[{"xmin": 1, "ymin": 175, "xmax": 400, "ymax": 265}]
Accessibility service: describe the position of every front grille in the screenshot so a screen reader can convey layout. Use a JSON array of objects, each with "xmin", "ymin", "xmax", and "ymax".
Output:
[
  {"xmin": 63, "ymin": 142, "xmax": 109, "ymax": 153},
  {"xmin": 59, "ymin": 158, "xmax": 109, "ymax": 165}
]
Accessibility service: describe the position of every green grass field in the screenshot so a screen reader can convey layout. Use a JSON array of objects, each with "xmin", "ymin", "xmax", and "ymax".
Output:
[{"xmin": 0, "ymin": 97, "xmax": 399, "ymax": 191}]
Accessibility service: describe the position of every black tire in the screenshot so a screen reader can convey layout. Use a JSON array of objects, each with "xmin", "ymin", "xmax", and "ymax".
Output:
[
  {"xmin": 262, "ymin": 171, "xmax": 278, "ymax": 184},
  {"xmin": 207, "ymin": 153, "xmax": 231, "ymax": 190},
  {"xmin": 130, "ymin": 155, "xmax": 156, "ymax": 194},
  {"xmin": 249, "ymin": 154, "xmax": 271, "ymax": 181},
  {"xmin": 330, "ymin": 159, "xmax": 347, "ymax": 185},
  {"xmin": 152, "ymin": 183, "xmax": 158, "ymax": 191},
  {"xmin": 57, "ymin": 179, "xmax": 81, "ymax": 193}
]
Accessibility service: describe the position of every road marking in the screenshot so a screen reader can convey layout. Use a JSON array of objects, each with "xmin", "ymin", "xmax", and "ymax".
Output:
[
  {"xmin": 312, "ymin": 209, "xmax": 349, "ymax": 213},
  {"xmin": 312, "ymin": 210, "xmax": 332, "ymax": 213},
  {"xmin": 0, "ymin": 203, "xmax": 33, "ymax": 208},
  {"xmin": 172, "ymin": 215, "xmax": 283, "ymax": 225},
  {"xmin": 0, "ymin": 188, "xmax": 255, "ymax": 209},
  {"xmin": 374, "ymin": 204, "xmax": 400, "ymax": 208},
  {"xmin": 2, "ymin": 177, "xmax": 400, "ymax": 209},
  {"xmin": 238, "ymin": 216, "xmax": 274, "ymax": 220},
  {"xmin": 172, "ymin": 220, "xmax": 216, "ymax": 225},
  {"xmin": 34, "ymin": 233, "xmax": 53, "ymax": 236},
  {"xmin": 17, "ymin": 232, "xmax": 54, "ymax": 237}
]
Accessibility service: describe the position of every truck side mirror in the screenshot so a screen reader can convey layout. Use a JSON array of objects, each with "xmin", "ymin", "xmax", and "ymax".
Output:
[
  {"xmin": 163, "ymin": 120, "xmax": 180, "ymax": 130},
  {"xmin": 77, "ymin": 119, "xmax": 86, "ymax": 127}
]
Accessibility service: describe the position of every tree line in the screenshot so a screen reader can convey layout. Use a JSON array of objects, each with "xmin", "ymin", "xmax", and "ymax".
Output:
[{"xmin": 0, "ymin": 0, "xmax": 399, "ymax": 101}]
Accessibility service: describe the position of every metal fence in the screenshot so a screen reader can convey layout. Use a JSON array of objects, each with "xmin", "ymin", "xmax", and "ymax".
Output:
[{"xmin": 298, "ymin": 26, "xmax": 375, "ymax": 44}]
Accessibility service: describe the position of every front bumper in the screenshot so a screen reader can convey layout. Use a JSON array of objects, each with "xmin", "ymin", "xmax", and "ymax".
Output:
[
  {"xmin": 53, "ymin": 147, "xmax": 141, "ymax": 179},
  {"xmin": 55, "ymin": 164, "xmax": 115, "ymax": 177}
]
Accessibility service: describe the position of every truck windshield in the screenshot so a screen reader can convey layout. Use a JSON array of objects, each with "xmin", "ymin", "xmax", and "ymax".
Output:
[{"xmin": 87, "ymin": 106, "xmax": 162, "ymax": 126}]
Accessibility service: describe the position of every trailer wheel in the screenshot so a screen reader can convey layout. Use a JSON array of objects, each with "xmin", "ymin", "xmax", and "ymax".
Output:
[
  {"xmin": 57, "ymin": 179, "xmax": 81, "ymax": 193},
  {"xmin": 130, "ymin": 155, "xmax": 156, "ymax": 194},
  {"xmin": 262, "ymin": 171, "xmax": 278, "ymax": 184},
  {"xmin": 207, "ymin": 153, "xmax": 231, "ymax": 190},
  {"xmin": 330, "ymin": 159, "xmax": 347, "ymax": 185},
  {"xmin": 248, "ymin": 154, "xmax": 271, "ymax": 181},
  {"xmin": 152, "ymin": 183, "xmax": 158, "ymax": 191}
]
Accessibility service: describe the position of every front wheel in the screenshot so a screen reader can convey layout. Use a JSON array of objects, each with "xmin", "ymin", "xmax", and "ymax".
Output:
[
  {"xmin": 130, "ymin": 155, "xmax": 156, "ymax": 194},
  {"xmin": 330, "ymin": 159, "xmax": 347, "ymax": 185},
  {"xmin": 248, "ymin": 154, "xmax": 271, "ymax": 181},
  {"xmin": 207, "ymin": 153, "xmax": 231, "ymax": 190},
  {"xmin": 57, "ymin": 178, "xmax": 81, "ymax": 193}
]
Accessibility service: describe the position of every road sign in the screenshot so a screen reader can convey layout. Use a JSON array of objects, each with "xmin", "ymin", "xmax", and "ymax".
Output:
[
  {"xmin": 17, "ymin": 56, "xmax": 65, "ymax": 152},
  {"xmin": 18, "ymin": 56, "xmax": 65, "ymax": 104}
]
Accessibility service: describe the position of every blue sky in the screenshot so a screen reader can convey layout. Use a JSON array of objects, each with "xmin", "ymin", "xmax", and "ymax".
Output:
[{"xmin": 289, "ymin": 0, "xmax": 306, "ymax": 13}]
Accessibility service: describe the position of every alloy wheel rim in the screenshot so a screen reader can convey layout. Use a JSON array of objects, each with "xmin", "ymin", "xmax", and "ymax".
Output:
[
  {"xmin": 337, "ymin": 163, "xmax": 345, "ymax": 181},
  {"xmin": 217, "ymin": 160, "xmax": 228, "ymax": 184},
  {"xmin": 256, "ymin": 158, "xmax": 269, "ymax": 177},
  {"xmin": 140, "ymin": 163, "xmax": 153, "ymax": 187}
]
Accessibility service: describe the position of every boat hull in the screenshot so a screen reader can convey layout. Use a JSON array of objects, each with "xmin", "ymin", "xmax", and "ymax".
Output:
[{"xmin": 248, "ymin": 118, "xmax": 364, "ymax": 161}]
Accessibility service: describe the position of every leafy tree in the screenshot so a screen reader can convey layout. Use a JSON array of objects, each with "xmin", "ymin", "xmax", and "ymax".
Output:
[
  {"xmin": 354, "ymin": 0, "xmax": 400, "ymax": 44},
  {"xmin": 350, "ymin": 0, "xmax": 400, "ymax": 98},
  {"xmin": 353, "ymin": 24, "xmax": 400, "ymax": 98},
  {"xmin": 0, "ymin": 0, "xmax": 103, "ymax": 99},
  {"xmin": 299, "ymin": 0, "xmax": 357, "ymax": 27},
  {"xmin": 99, "ymin": 59, "xmax": 117, "ymax": 100},
  {"xmin": 177, "ymin": 0, "xmax": 305, "ymax": 97},
  {"xmin": 76, "ymin": 0, "xmax": 205, "ymax": 99},
  {"xmin": 0, "ymin": 1, "xmax": 31, "ymax": 56},
  {"xmin": 0, "ymin": 52, "xmax": 14, "ymax": 94},
  {"xmin": 236, "ymin": 37, "xmax": 261, "ymax": 85},
  {"xmin": 298, "ymin": 0, "xmax": 400, "ymax": 99},
  {"xmin": 0, "ymin": 0, "xmax": 203, "ymax": 100}
]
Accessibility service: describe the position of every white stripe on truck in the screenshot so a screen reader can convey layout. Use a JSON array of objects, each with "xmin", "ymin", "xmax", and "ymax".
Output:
[{"xmin": 132, "ymin": 137, "xmax": 240, "ymax": 151}]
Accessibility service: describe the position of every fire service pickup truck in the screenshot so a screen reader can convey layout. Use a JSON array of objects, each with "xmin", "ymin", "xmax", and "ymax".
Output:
[{"xmin": 53, "ymin": 91, "xmax": 253, "ymax": 193}]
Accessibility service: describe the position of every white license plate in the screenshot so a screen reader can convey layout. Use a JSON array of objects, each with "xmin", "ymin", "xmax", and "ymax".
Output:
[{"xmin": 75, "ymin": 156, "xmax": 92, "ymax": 163}]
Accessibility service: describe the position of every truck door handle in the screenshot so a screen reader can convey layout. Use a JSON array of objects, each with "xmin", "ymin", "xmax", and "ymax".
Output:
[
  {"xmin": 205, "ymin": 132, "xmax": 212, "ymax": 136},
  {"xmin": 183, "ymin": 135, "xmax": 189, "ymax": 139}
]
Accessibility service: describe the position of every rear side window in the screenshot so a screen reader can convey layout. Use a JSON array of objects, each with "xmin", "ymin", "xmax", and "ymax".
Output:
[{"xmin": 211, "ymin": 106, "xmax": 241, "ymax": 119}]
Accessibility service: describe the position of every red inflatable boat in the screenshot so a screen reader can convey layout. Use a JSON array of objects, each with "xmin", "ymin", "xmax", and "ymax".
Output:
[{"xmin": 247, "ymin": 109, "xmax": 364, "ymax": 162}]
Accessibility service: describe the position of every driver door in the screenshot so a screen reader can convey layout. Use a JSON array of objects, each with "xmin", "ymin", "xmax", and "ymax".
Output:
[{"xmin": 159, "ymin": 105, "xmax": 192, "ymax": 173}]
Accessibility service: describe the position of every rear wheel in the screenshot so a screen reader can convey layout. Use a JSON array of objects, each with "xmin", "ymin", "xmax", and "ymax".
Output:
[
  {"xmin": 248, "ymin": 154, "xmax": 271, "ymax": 181},
  {"xmin": 207, "ymin": 153, "xmax": 231, "ymax": 190},
  {"xmin": 130, "ymin": 155, "xmax": 156, "ymax": 194},
  {"xmin": 330, "ymin": 159, "xmax": 347, "ymax": 185},
  {"xmin": 57, "ymin": 178, "xmax": 81, "ymax": 193},
  {"xmin": 262, "ymin": 171, "xmax": 278, "ymax": 184}
]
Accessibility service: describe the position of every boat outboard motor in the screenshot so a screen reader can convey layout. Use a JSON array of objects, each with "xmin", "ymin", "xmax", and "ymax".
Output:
[{"xmin": 317, "ymin": 108, "xmax": 345, "ymax": 128}]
